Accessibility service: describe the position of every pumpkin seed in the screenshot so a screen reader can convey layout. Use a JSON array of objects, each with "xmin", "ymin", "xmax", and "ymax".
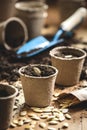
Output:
[
  {"xmin": 33, "ymin": 67, "xmax": 41, "ymax": 76},
  {"xmin": 61, "ymin": 108, "xmax": 69, "ymax": 114},
  {"xmin": 62, "ymin": 122, "xmax": 69, "ymax": 128},
  {"xmin": 28, "ymin": 113, "xmax": 36, "ymax": 117},
  {"xmin": 40, "ymin": 114, "xmax": 48, "ymax": 119},
  {"xmin": 65, "ymin": 114, "xmax": 71, "ymax": 119},
  {"xmin": 20, "ymin": 111, "xmax": 27, "ymax": 116},
  {"xmin": 10, "ymin": 122, "xmax": 17, "ymax": 128},
  {"xmin": 47, "ymin": 115, "xmax": 55, "ymax": 121},
  {"xmin": 31, "ymin": 116, "xmax": 40, "ymax": 120},
  {"xmin": 25, "ymin": 126, "xmax": 33, "ymax": 130},
  {"xmin": 18, "ymin": 120, "xmax": 24, "ymax": 126},
  {"xmin": 31, "ymin": 107, "xmax": 43, "ymax": 113},
  {"xmin": 24, "ymin": 119, "xmax": 31, "ymax": 124},
  {"xmin": 48, "ymin": 127, "xmax": 56, "ymax": 130},
  {"xmin": 59, "ymin": 116, "xmax": 65, "ymax": 122},
  {"xmin": 12, "ymin": 119, "xmax": 18, "ymax": 124},
  {"xmin": 49, "ymin": 120, "xmax": 58, "ymax": 125},
  {"xmin": 39, "ymin": 122, "xmax": 46, "ymax": 128}
]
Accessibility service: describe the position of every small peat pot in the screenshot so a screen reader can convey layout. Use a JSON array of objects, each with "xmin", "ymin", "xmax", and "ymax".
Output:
[
  {"xmin": 50, "ymin": 46, "xmax": 86, "ymax": 86},
  {"xmin": 19, "ymin": 64, "xmax": 58, "ymax": 107},
  {"xmin": 0, "ymin": 83, "xmax": 18, "ymax": 130}
]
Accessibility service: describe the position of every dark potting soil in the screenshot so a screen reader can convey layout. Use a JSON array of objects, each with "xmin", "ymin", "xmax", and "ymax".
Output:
[
  {"xmin": 21, "ymin": 65, "xmax": 56, "ymax": 77},
  {"xmin": 54, "ymin": 51, "xmax": 80, "ymax": 59},
  {"xmin": 0, "ymin": 37, "xmax": 86, "ymax": 83},
  {"xmin": 0, "ymin": 89, "xmax": 10, "ymax": 97}
]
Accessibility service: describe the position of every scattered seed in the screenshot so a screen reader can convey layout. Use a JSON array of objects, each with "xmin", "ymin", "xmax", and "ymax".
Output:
[
  {"xmin": 31, "ymin": 115, "xmax": 40, "ymax": 120},
  {"xmin": 24, "ymin": 119, "xmax": 31, "ymax": 124},
  {"xmin": 39, "ymin": 122, "xmax": 46, "ymax": 128},
  {"xmin": 53, "ymin": 92, "xmax": 59, "ymax": 97},
  {"xmin": 65, "ymin": 55, "xmax": 73, "ymax": 58},
  {"xmin": 28, "ymin": 113, "xmax": 36, "ymax": 117},
  {"xmin": 25, "ymin": 126, "xmax": 33, "ymax": 130},
  {"xmin": 19, "ymin": 117, "xmax": 27, "ymax": 121},
  {"xmin": 13, "ymin": 105, "xmax": 18, "ymax": 110},
  {"xmin": 48, "ymin": 127, "xmax": 56, "ymax": 130},
  {"xmin": 20, "ymin": 111, "xmax": 27, "ymax": 116},
  {"xmin": 59, "ymin": 115, "xmax": 65, "ymax": 122},
  {"xmin": 43, "ymin": 108, "xmax": 52, "ymax": 113},
  {"xmin": 62, "ymin": 122, "xmax": 69, "ymax": 128},
  {"xmin": 12, "ymin": 119, "xmax": 18, "ymax": 124},
  {"xmin": 31, "ymin": 107, "xmax": 43, "ymax": 113},
  {"xmin": 65, "ymin": 114, "xmax": 71, "ymax": 119},
  {"xmin": 61, "ymin": 108, "xmax": 69, "ymax": 114},
  {"xmin": 40, "ymin": 114, "xmax": 48, "ymax": 119},
  {"xmin": 10, "ymin": 122, "xmax": 17, "ymax": 128},
  {"xmin": 18, "ymin": 120, "xmax": 24, "ymax": 126},
  {"xmin": 49, "ymin": 120, "xmax": 58, "ymax": 125},
  {"xmin": 47, "ymin": 115, "xmax": 55, "ymax": 121}
]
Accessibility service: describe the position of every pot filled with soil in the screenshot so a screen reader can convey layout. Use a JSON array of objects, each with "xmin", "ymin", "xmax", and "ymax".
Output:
[
  {"xmin": 50, "ymin": 46, "xmax": 86, "ymax": 86},
  {"xmin": 0, "ymin": 83, "xmax": 18, "ymax": 130},
  {"xmin": 19, "ymin": 64, "xmax": 58, "ymax": 107}
]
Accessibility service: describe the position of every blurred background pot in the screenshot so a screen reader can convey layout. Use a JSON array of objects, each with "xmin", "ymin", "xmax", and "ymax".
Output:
[
  {"xmin": 19, "ymin": 64, "xmax": 58, "ymax": 107},
  {"xmin": 50, "ymin": 46, "xmax": 86, "ymax": 86},
  {"xmin": 0, "ymin": 83, "xmax": 18, "ymax": 130},
  {"xmin": 14, "ymin": 1, "xmax": 48, "ymax": 39},
  {"xmin": 0, "ymin": 17, "xmax": 28, "ymax": 51},
  {"xmin": 0, "ymin": 0, "xmax": 17, "ymax": 22}
]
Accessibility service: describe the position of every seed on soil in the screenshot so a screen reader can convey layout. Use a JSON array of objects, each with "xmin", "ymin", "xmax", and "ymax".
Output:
[
  {"xmin": 39, "ymin": 122, "xmax": 46, "ymax": 128},
  {"xmin": 62, "ymin": 122, "xmax": 69, "ymax": 128},
  {"xmin": 65, "ymin": 114, "xmax": 71, "ymax": 119},
  {"xmin": 18, "ymin": 120, "xmax": 24, "ymax": 126}
]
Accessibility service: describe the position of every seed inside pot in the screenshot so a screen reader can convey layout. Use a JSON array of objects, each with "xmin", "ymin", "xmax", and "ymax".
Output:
[{"xmin": 21, "ymin": 65, "xmax": 56, "ymax": 77}]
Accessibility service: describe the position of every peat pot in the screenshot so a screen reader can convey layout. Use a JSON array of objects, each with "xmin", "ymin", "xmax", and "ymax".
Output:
[
  {"xmin": 50, "ymin": 46, "xmax": 86, "ymax": 86},
  {"xmin": 0, "ymin": 83, "xmax": 18, "ymax": 130},
  {"xmin": 19, "ymin": 64, "xmax": 58, "ymax": 107},
  {"xmin": 0, "ymin": 17, "xmax": 28, "ymax": 51}
]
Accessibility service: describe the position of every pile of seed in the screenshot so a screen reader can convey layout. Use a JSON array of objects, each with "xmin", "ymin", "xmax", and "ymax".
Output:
[
  {"xmin": 10, "ymin": 81, "xmax": 71, "ymax": 130},
  {"xmin": 11, "ymin": 106, "xmax": 71, "ymax": 130}
]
